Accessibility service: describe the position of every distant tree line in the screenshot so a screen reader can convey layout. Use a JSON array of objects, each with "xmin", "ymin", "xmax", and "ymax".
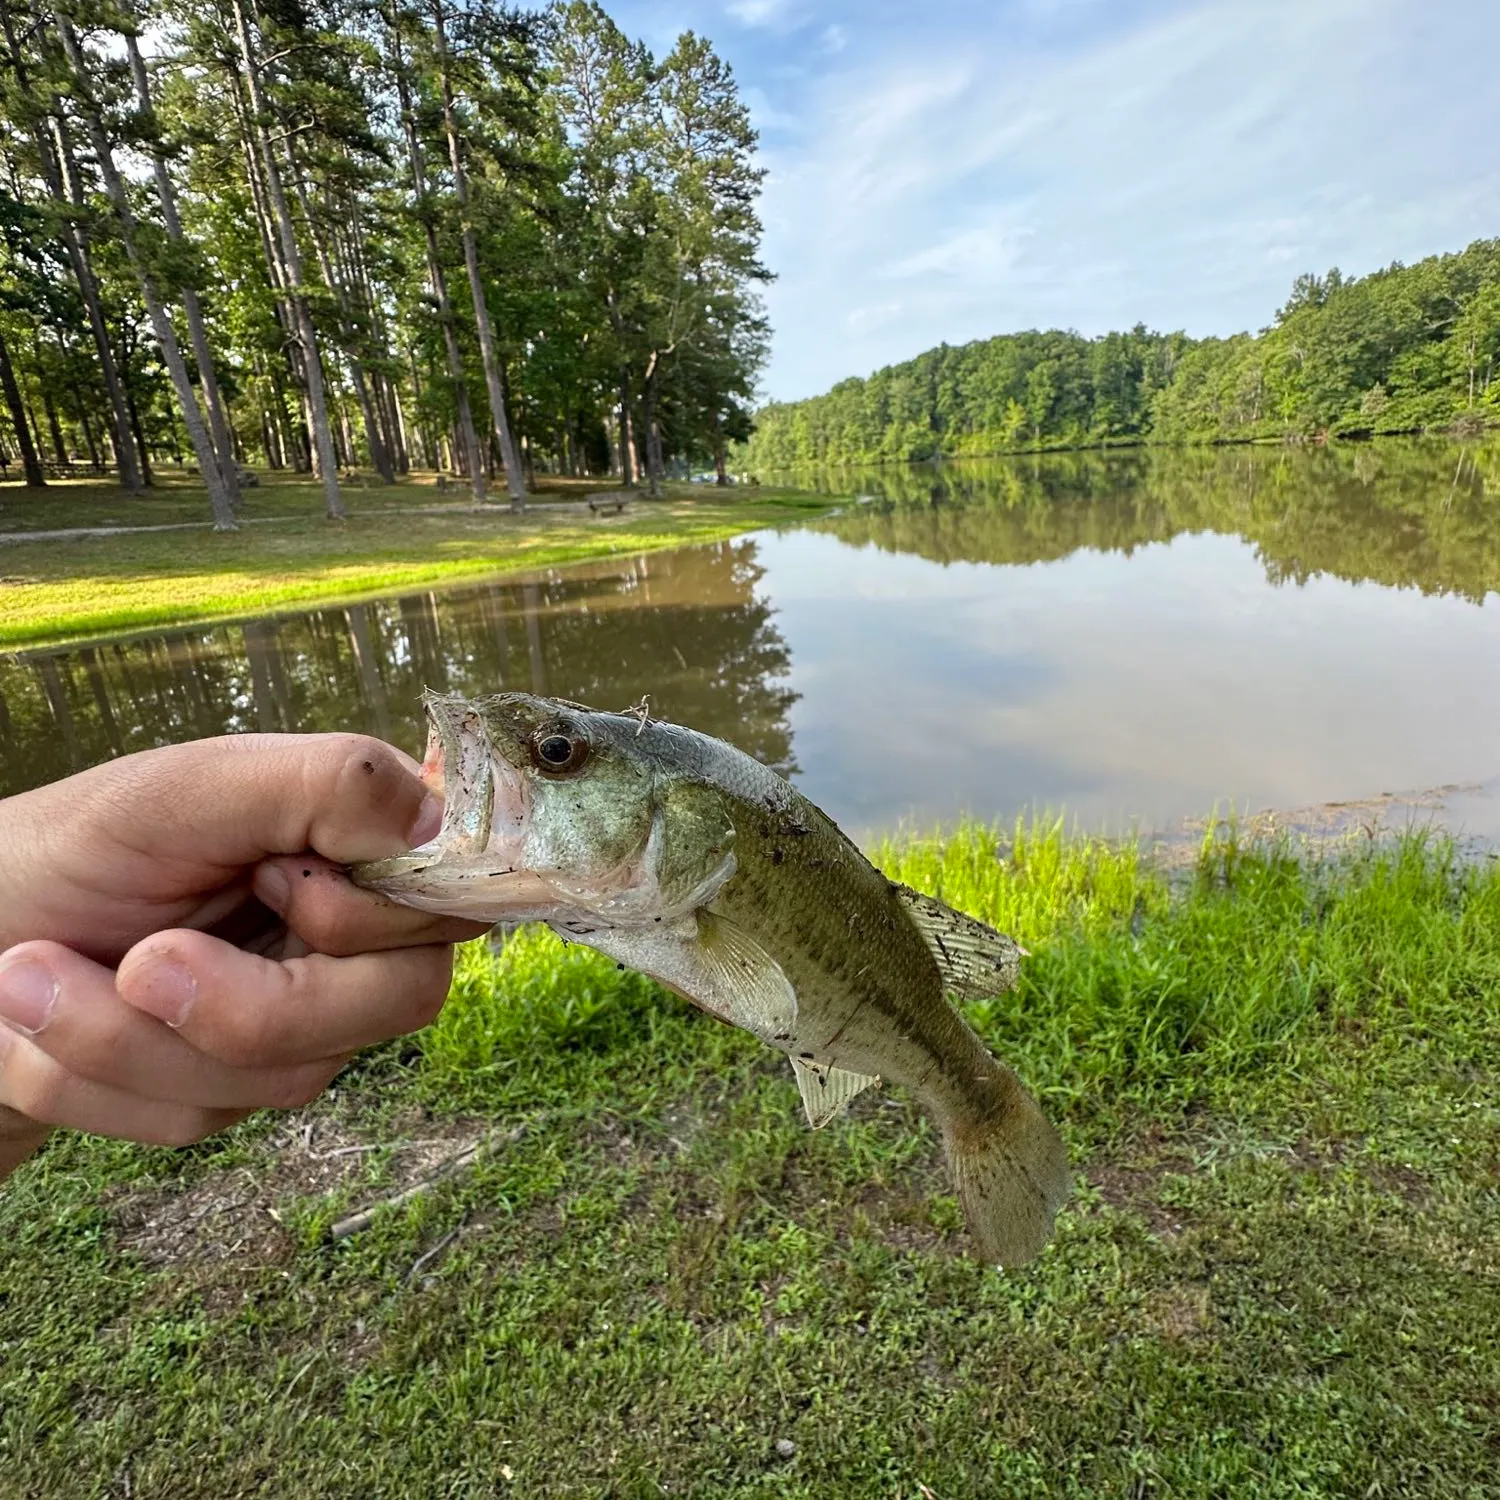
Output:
[
  {"xmin": 740, "ymin": 239, "xmax": 1500, "ymax": 469},
  {"xmin": 0, "ymin": 0, "xmax": 768, "ymax": 524}
]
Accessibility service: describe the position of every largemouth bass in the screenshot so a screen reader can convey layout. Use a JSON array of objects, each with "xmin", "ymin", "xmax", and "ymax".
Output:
[{"xmin": 352, "ymin": 692, "xmax": 1070, "ymax": 1265}]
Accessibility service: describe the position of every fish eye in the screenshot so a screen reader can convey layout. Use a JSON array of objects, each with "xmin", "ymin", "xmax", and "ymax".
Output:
[{"xmin": 531, "ymin": 727, "xmax": 590, "ymax": 776}]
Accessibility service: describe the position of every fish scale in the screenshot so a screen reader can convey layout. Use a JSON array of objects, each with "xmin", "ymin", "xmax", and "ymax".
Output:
[{"xmin": 351, "ymin": 690, "xmax": 1072, "ymax": 1266}]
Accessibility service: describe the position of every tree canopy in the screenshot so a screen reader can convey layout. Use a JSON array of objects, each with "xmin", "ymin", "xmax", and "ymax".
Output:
[
  {"xmin": 740, "ymin": 240, "xmax": 1500, "ymax": 469},
  {"xmin": 0, "ymin": 0, "xmax": 770, "ymax": 520}
]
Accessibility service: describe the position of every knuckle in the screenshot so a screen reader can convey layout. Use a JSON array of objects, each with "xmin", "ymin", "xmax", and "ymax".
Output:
[
  {"xmin": 331, "ymin": 734, "xmax": 402, "ymax": 787},
  {"xmin": 213, "ymin": 1009, "xmax": 279, "ymax": 1069},
  {"xmin": 9, "ymin": 1062, "xmax": 66, "ymax": 1126},
  {"xmin": 68, "ymin": 1010, "xmax": 135, "ymax": 1085}
]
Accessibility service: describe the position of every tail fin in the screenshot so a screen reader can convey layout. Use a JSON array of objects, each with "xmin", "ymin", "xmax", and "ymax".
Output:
[{"xmin": 942, "ymin": 1082, "xmax": 1071, "ymax": 1267}]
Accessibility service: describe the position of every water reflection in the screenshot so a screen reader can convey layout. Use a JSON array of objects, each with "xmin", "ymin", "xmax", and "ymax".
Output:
[
  {"xmin": 0, "ymin": 541, "xmax": 797, "ymax": 799},
  {"xmin": 806, "ymin": 438, "xmax": 1500, "ymax": 603},
  {"xmin": 3, "ymin": 441, "xmax": 1499, "ymax": 841},
  {"xmin": 765, "ymin": 438, "xmax": 1500, "ymax": 837}
]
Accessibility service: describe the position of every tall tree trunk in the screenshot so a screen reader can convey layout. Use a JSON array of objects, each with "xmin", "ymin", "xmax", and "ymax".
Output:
[
  {"xmin": 345, "ymin": 219, "xmax": 406, "ymax": 472},
  {"xmin": 284, "ymin": 149, "xmax": 394, "ymax": 483},
  {"xmin": 229, "ymin": 0, "xmax": 344, "ymax": 519},
  {"xmin": 123, "ymin": 25, "xmax": 240, "ymax": 507},
  {"xmin": 0, "ymin": 0, "xmax": 151, "ymax": 497},
  {"xmin": 384, "ymin": 376, "xmax": 411, "ymax": 473},
  {"xmin": 617, "ymin": 368, "xmax": 634, "ymax": 486},
  {"xmin": 55, "ymin": 15, "xmax": 236, "ymax": 528},
  {"xmin": 48, "ymin": 132, "xmax": 145, "ymax": 491},
  {"xmin": 388, "ymin": 6, "xmax": 483, "ymax": 502},
  {"xmin": 42, "ymin": 389, "xmax": 66, "ymax": 465},
  {"xmin": 641, "ymin": 354, "xmax": 663, "ymax": 496},
  {"xmin": 58, "ymin": 328, "xmax": 104, "ymax": 468},
  {"xmin": 431, "ymin": 0, "xmax": 525, "ymax": 511},
  {"xmin": 229, "ymin": 76, "xmax": 306, "ymax": 469},
  {"xmin": 0, "ymin": 330, "xmax": 44, "ymax": 485},
  {"xmin": 77, "ymin": 402, "xmax": 100, "ymax": 470},
  {"xmin": 405, "ymin": 348, "xmax": 435, "ymax": 470},
  {"xmin": 21, "ymin": 386, "xmax": 45, "ymax": 469},
  {"xmin": 124, "ymin": 375, "xmax": 154, "ymax": 487}
]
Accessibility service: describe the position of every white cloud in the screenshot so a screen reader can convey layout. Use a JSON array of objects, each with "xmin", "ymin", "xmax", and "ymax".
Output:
[
  {"xmin": 880, "ymin": 224, "xmax": 1027, "ymax": 281},
  {"xmin": 750, "ymin": 0, "xmax": 1500, "ymax": 398},
  {"xmin": 727, "ymin": 0, "xmax": 797, "ymax": 27},
  {"xmin": 846, "ymin": 302, "xmax": 904, "ymax": 330}
]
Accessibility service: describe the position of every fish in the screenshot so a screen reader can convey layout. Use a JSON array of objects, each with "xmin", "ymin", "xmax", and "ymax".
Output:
[{"xmin": 351, "ymin": 691, "xmax": 1071, "ymax": 1265}]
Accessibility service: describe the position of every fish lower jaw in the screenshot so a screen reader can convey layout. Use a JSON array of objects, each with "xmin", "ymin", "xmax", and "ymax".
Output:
[
  {"xmin": 347, "ymin": 852, "xmax": 443, "ymax": 888},
  {"xmin": 354, "ymin": 866, "xmax": 566, "ymax": 923}
]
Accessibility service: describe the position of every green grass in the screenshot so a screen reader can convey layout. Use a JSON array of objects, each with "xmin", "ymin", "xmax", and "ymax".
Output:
[
  {"xmin": 2, "ymin": 823, "xmax": 1497, "ymax": 1498},
  {"xmin": 0, "ymin": 473, "xmax": 829, "ymax": 649}
]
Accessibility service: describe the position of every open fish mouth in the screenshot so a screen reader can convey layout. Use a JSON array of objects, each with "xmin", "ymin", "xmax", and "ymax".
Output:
[{"xmin": 349, "ymin": 692, "xmax": 539, "ymax": 912}]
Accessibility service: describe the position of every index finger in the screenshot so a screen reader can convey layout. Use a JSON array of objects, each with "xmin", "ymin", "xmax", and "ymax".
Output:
[
  {"xmin": 76, "ymin": 733, "xmax": 441, "ymax": 868},
  {"xmin": 117, "ymin": 927, "xmax": 456, "ymax": 1067}
]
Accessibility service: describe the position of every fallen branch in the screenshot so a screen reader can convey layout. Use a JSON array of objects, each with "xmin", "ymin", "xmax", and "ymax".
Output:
[{"xmin": 329, "ymin": 1122, "xmax": 533, "ymax": 1240}]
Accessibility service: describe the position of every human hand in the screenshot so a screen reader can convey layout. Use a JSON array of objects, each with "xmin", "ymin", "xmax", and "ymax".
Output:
[{"xmin": 0, "ymin": 734, "xmax": 490, "ymax": 1178}]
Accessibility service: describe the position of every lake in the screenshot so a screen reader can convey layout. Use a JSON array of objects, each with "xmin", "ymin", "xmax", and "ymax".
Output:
[{"xmin": 4, "ymin": 439, "xmax": 1499, "ymax": 844}]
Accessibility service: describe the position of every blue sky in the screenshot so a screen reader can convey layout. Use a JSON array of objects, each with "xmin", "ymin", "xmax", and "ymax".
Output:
[{"xmin": 608, "ymin": 0, "xmax": 1500, "ymax": 402}]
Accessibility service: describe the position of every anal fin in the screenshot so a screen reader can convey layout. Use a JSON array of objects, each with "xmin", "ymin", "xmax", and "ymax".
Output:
[{"xmin": 789, "ymin": 1056, "xmax": 880, "ymax": 1128}]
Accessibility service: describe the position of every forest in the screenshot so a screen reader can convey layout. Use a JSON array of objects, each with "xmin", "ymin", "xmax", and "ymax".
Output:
[
  {"xmin": 0, "ymin": 0, "xmax": 768, "ymax": 525},
  {"xmin": 740, "ymin": 238, "xmax": 1500, "ymax": 469}
]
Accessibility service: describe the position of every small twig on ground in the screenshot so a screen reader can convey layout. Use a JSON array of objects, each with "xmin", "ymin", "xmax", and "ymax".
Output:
[
  {"xmin": 405, "ymin": 1221, "xmax": 466, "ymax": 1283},
  {"xmin": 329, "ymin": 1122, "xmax": 534, "ymax": 1239},
  {"xmin": 307, "ymin": 1138, "xmax": 451, "ymax": 1161}
]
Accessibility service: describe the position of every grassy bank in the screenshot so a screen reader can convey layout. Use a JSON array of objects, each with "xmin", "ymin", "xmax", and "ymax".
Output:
[
  {"xmin": 0, "ymin": 475, "xmax": 829, "ymax": 649},
  {"xmin": 2, "ymin": 823, "xmax": 1498, "ymax": 1498}
]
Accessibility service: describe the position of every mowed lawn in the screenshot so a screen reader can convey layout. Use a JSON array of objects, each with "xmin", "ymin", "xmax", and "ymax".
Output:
[
  {"xmin": 0, "ymin": 474, "xmax": 829, "ymax": 648},
  {"xmin": 2, "ymin": 822, "xmax": 1498, "ymax": 1499}
]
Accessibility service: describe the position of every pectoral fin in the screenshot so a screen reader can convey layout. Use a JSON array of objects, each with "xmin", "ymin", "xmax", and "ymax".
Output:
[
  {"xmin": 789, "ymin": 1056, "xmax": 881, "ymax": 1128},
  {"xmin": 567, "ymin": 909, "xmax": 797, "ymax": 1044},
  {"xmin": 892, "ymin": 883, "xmax": 1027, "ymax": 998}
]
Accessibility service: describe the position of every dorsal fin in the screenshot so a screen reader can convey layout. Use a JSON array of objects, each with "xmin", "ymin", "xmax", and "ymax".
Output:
[
  {"xmin": 891, "ymin": 883, "xmax": 1027, "ymax": 999},
  {"xmin": 789, "ymin": 1056, "xmax": 881, "ymax": 1128}
]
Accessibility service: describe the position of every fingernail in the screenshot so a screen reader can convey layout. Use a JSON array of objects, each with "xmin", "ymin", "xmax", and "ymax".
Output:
[
  {"xmin": 130, "ymin": 959, "xmax": 197, "ymax": 1029},
  {"xmin": 408, "ymin": 791, "xmax": 443, "ymax": 848},
  {"xmin": 0, "ymin": 960, "xmax": 58, "ymax": 1035},
  {"xmin": 256, "ymin": 863, "xmax": 291, "ymax": 915}
]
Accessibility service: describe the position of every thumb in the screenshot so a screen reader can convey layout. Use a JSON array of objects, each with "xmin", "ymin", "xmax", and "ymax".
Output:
[{"xmin": 79, "ymin": 733, "xmax": 443, "ymax": 867}]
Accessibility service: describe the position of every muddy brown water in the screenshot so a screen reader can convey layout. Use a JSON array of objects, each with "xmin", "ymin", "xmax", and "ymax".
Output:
[{"xmin": 3, "ymin": 440, "xmax": 1499, "ymax": 846}]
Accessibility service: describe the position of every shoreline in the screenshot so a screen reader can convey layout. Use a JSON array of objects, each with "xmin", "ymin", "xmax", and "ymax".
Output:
[{"xmin": 0, "ymin": 488, "xmax": 831, "ymax": 652}]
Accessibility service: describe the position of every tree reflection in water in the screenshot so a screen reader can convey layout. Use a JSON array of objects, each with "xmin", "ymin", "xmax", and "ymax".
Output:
[
  {"xmin": 3, "ymin": 440, "xmax": 1497, "ymax": 807},
  {"xmin": 0, "ymin": 539, "xmax": 797, "ymax": 797},
  {"xmin": 814, "ymin": 438, "xmax": 1500, "ymax": 603}
]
